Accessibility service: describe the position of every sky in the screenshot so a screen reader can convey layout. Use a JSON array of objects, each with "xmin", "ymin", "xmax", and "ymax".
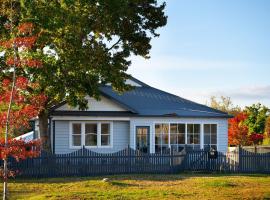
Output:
[{"xmin": 127, "ymin": 0, "xmax": 270, "ymax": 108}]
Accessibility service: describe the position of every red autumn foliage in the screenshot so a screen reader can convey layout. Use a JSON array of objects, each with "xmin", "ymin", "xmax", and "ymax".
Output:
[
  {"xmin": 0, "ymin": 139, "xmax": 41, "ymax": 178},
  {"xmin": 0, "ymin": 36, "xmax": 37, "ymax": 49},
  {"xmin": 0, "ymin": 78, "xmax": 47, "ymax": 133},
  {"xmin": 0, "ymin": 23, "xmax": 44, "ymax": 178},
  {"xmin": 249, "ymin": 133, "xmax": 264, "ymax": 145},
  {"xmin": 6, "ymin": 57, "xmax": 42, "ymax": 68},
  {"xmin": 0, "ymin": 139, "xmax": 41, "ymax": 161},
  {"xmin": 18, "ymin": 22, "xmax": 34, "ymax": 34},
  {"xmin": 228, "ymin": 112, "xmax": 251, "ymax": 146}
]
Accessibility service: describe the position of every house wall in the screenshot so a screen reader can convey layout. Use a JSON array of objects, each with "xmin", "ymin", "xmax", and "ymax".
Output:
[
  {"xmin": 52, "ymin": 117, "xmax": 228, "ymax": 154},
  {"xmin": 55, "ymin": 96, "xmax": 127, "ymax": 111},
  {"xmin": 54, "ymin": 120, "xmax": 130, "ymax": 154},
  {"xmin": 130, "ymin": 117, "xmax": 228, "ymax": 153}
]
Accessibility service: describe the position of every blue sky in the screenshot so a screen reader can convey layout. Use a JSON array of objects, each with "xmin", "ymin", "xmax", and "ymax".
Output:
[{"xmin": 127, "ymin": 0, "xmax": 270, "ymax": 108}]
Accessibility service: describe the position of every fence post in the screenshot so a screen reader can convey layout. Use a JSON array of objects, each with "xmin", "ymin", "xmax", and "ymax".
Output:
[
  {"xmin": 238, "ymin": 146, "xmax": 242, "ymax": 173},
  {"xmin": 170, "ymin": 148, "xmax": 174, "ymax": 173},
  {"xmin": 128, "ymin": 145, "xmax": 132, "ymax": 174}
]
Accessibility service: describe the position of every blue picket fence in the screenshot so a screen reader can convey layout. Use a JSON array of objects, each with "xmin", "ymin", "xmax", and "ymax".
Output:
[
  {"xmin": 2, "ymin": 147, "xmax": 270, "ymax": 177},
  {"xmin": 6, "ymin": 147, "xmax": 186, "ymax": 178}
]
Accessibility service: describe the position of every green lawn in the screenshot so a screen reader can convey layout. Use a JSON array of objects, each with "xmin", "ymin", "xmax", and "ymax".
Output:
[{"xmin": 1, "ymin": 173, "xmax": 270, "ymax": 200}]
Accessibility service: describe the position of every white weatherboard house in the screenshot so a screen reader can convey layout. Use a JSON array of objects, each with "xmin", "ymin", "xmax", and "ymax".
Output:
[{"xmin": 45, "ymin": 77, "xmax": 232, "ymax": 154}]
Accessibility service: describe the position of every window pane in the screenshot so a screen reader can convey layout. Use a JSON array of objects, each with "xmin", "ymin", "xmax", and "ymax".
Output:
[
  {"xmin": 178, "ymin": 124, "xmax": 185, "ymax": 133},
  {"xmin": 72, "ymin": 123, "xmax": 81, "ymax": 135},
  {"xmin": 162, "ymin": 124, "xmax": 169, "ymax": 134},
  {"xmin": 155, "ymin": 124, "xmax": 162, "ymax": 134},
  {"xmin": 72, "ymin": 135, "xmax": 81, "ymax": 146},
  {"xmin": 187, "ymin": 124, "xmax": 193, "ymax": 133},
  {"xmin": 101, "ymin": 123, "xmax": 110, "ymax": 135},
  {"xmin": 211, "ymin": 124, "xmax": 217, "ymax": 134},
  {"xmin": 204, "ymin": 134, "xmax": 210, "ymax": 144},
  {"xmin": 155, "ymin": 134, "xmax": 162, "ymax": 145},
  {"xmin": 178, "ymin": 133, "xmax": 185, "ymax": 144},
  {"xmin": 170, "ymin": 134, "xmax": 177, "ymax": 144},
  {"xmin": 204, "ymin": 124, "xmax": 210, "ymax": 134},
  {"xmin": 85, "ymin": 134, "xmax": 97, "ymax": 146},
  {"xmin": 101, "ymin": 135, "xmax": 110, "ymax": 146},
  {"xmin": 162, "ymin": 132, "xmax": 169, "ymax": 144},
  {"xmin": 170, "ymin": 124, "xmax": 177, "ymax": 134},
  {"xmin": 188, "ymin": 134, "xmax": 193, "ymax": 144},
  {"xmin": 85, "ymin": 123, "xmax": 97, "ymax": 134},
  {"xmin": 194, "ymin": 134, "xmax": 200, "ymax": 144},
  {"xmin": 211, "ymin": 132, "xmax": 217, "ymax": 144},
  {"xmin": 194, "ymin": 124, "xmax": 200, "ymax": 133}
]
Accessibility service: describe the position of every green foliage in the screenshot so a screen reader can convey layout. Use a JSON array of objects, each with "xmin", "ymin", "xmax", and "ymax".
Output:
[
  {"xmin": 1, "ymin": 0, "xmax": 167, "ymax": 109},
  {"xmin": 244, "ymin": 103, "xmax": 270, "ymax": 134}
]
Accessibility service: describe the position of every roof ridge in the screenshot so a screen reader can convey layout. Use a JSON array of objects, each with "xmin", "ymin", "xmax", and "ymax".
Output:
[{"xmin": 128, "ymin": 76, "xmax": 150, "ymax": 87}]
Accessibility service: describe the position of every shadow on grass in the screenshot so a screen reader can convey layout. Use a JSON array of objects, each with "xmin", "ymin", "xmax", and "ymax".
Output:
[{"xmin": 11, "ymin": 172, "xmax": 269, "ymax": 184}]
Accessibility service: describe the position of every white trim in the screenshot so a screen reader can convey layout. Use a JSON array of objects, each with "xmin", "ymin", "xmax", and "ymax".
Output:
[
  {"xmin": 202, "ymin": 123, "xmax": 218, "ymax": 149},
  {"xmin": 185, "ymin": 123, "xmax": 187, "ymax": 144},
  {"xmin": 69, "ymin": 122, "xmax": 83, "ymax": 149},
  {"xmin": 200, "ymin": 123, "xmax": 203, "ymax": 149},
  {"xmin": 53, "ymin": 116, "xmax": 130, "ymax": 121},
  {"xmin": 152, "ymin": 121, "xmax": 205, "ymax": 152},
  {"xmin": 69, "ymin": 121, "xmax": 113, "ymax": 149}
]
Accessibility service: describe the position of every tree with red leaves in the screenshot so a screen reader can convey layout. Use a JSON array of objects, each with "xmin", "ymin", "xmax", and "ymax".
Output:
[
  {"xmin": 228, "ymin": 112, "xmax": 251, "ymax": 146},
  {"xmin": 0, "ymin": 19, "xmax": 42, "ymax": 199}
]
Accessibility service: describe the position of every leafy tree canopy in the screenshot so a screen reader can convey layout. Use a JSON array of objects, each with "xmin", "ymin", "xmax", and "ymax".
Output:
[
  {"xmin": 0, "ymin": 1, "xmax": 167, "ymax": 150},
  {"xmin": 1, "ymin": 0, "xmax": 167, "ymax": 109},
  {"xmin": 244, "ymin": 103, "xmax": 270, "ymax": 134}
]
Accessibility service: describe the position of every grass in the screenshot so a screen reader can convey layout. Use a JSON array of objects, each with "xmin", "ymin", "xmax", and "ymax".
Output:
[{"xmin": 1, "ymin": 173, "xmax": 270, "ymax": 200}]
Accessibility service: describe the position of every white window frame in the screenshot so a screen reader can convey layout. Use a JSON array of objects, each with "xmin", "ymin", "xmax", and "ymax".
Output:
[
  {"xmin": 69, "ymin": 121, "xmax": 113, "ymax": 149},
  {"xmin": 203, "ymin": 123, "xmax": 218, "ymax": 149},
  {"xmin": 153, "ymin": 122, "xmax": 202, "ymax": 153}
]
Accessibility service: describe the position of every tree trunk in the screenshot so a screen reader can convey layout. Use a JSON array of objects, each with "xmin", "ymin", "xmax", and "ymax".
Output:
[{"xmin": 38, "ymin": 110, "xmax": 51, "ymax": 152}]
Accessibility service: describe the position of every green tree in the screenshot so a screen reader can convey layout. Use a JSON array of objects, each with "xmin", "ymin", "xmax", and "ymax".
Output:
[
  {"xmin": 244, "ymin": 103, "xmax": 270, "ymax": 134},
  {"xmin": 207, "ymin": 96, "xmax": 241, "ymax": 115},
  {"xmin": 0, "ymin": 1, "xmax": 167, "ymax": 151}
]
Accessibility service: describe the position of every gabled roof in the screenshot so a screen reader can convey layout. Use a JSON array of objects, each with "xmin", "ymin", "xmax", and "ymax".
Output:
[{"xmin": 51, "ymin": 77, "xmax": 232, "ymax": 118}]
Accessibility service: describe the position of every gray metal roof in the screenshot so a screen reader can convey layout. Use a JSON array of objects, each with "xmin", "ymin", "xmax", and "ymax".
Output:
[
  {"xmin": 51, "ymin": 77, "xmax": 232, "ymax": 118},
  {"xmin": 98, "ymin": 77, "xmax": 232, "ymax": 118}
]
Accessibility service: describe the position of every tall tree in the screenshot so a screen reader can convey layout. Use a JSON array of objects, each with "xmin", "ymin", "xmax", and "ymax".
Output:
[
  {"xmin": 0, "ymin": 1, "xmax": 167, "ymax": 151},
  {"xmin": 228, "ymin": 112, "xmax": 250, "ymax": 146},
  {"xmin": 0, "ymin": 19, "xmax": 43, "ymax": 199},
  {"xmin": 244, "ymin": 103, "xmax": 269, "ymax": 134},
  {"xmin": 207, "ymin": 96, "xmax": 241, "ymax": 116}
]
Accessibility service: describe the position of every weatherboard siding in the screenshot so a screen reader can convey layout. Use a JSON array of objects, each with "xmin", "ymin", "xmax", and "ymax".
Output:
[
  {"xmin": 55, "ymin": 96, "xmax": 127, "ymax": 112},
  {"xmin": 54, "ymin": 120, "xmax": 130, "ymax": 154}
]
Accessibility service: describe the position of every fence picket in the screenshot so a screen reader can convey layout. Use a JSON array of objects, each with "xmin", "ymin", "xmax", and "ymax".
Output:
[{"xmin": 5, "ymin": 146, "xmax": 270, "ymax": 178}]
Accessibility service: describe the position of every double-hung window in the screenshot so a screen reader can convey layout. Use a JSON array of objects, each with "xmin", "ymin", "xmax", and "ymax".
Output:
[
  {"xmin": 155, "ymin": 123, "xmax": 169, "ymax": 153},
  {"xmin": 71, "ymin": 123, "xmax": 82, "ymax": 147},
  {"xmin": 187, "ymin": 124, "xmax": 200, "ymax": 149},
  {"xmin": 170, "ymin": 123, "xmax": 185, "ymax": 151},
  {"xmin": 101, "ymin": 123, "xmax": 111, "ymax": 146},
  {"xmin": 70, "ymin": 122, "xmax": 112, "ymax": 148},
  {"xmin": 204, "ymin": 124, "xmax": 217, "ymax": 150},
  {"xmin": 85, "ymin": 123, "xmax": 98, "ymax": 146}
]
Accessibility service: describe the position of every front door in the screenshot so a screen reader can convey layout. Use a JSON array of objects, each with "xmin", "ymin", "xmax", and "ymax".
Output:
[{"xmin": 136, "ymin": 126, "xmax": 150, "ymax": 153}]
